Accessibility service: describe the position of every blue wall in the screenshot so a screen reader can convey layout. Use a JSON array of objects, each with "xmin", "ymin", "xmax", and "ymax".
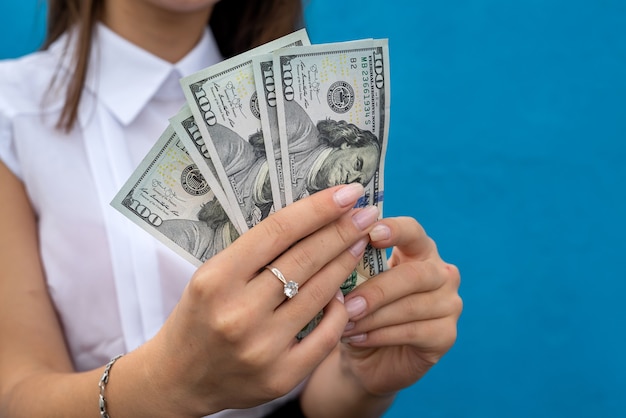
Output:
[
  {"xmin": 2, "ymin": 1, "xmax": 625, "ymax": 417},
  {"xmin": 0, "ymin": 2, "xmax": 46, "ymax": 58}
]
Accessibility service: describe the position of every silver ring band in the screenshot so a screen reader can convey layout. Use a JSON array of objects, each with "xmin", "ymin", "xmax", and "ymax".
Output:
[{"xmin": 265, "ymin": 265, "xmax": 299, "ymax": 298}]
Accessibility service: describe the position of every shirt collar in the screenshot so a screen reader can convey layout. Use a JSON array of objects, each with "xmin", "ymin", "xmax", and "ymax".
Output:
[{"xmin": 82, "ymin": 23, "xmax": 221, "ymax": 125}]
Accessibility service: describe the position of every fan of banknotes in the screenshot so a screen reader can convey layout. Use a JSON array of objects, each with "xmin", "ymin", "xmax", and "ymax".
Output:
[{"xmin": 111, "ymin": 29, "xmax": 390, "ymax": 291}]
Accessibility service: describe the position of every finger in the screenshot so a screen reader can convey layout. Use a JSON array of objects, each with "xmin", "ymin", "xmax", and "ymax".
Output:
[
  {"xmin": 285, "ymin": 294, "xmax": 347, "ymax": 378},
  {"xmin": 342, "ymin": 316, "xmax": 459, "ymax": 356},
  {"xmin": 250, "ymin": 205, "xmax": 378, "ymax": 307},
  {"xmin": 343, "ymin": 260, "xmax": 450, "ymax": 322},
  {"xmin": 343, "ymin": 284, "xmax": 463, "ymax": 337},
  {"xmin": 367, "ymin": 217, "xmax": 436, "ymax": 263},
  {"xmin": 273, "ymin": 238, "xmax": 367, "ymax": 337},
  {"xmin": 202, "ymin": 183, "xmax": 366, "ymax": 281}
]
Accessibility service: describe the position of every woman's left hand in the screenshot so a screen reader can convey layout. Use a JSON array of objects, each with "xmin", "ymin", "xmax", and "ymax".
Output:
[{"xmin": 339, "ymin": 216, "xmax": 463, "ymax": 396}]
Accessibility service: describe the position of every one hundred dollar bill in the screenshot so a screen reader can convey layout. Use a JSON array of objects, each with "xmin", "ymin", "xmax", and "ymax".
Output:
[
  {"xmin": 111, "ymin": 124, "xmax": 239, "ymax": 267},
  {"xmin": 180, "ymin": 29, "xmax": 311, "ymax": 231},
  {"xmin": 251, "ymin": 54, "xmax": 289, "ymax": 210},
  {"xmin": 170, "ymin": 105, "xmax": 247, "ymax": 233},
  {"xmin": 273, "ymin": 39, "xmax": 391, "ymax": 282}
]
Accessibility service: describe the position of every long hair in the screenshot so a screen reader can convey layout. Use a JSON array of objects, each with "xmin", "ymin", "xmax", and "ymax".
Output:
[{"xmin": 43, "ymin": 0, "xmax": 303, "ymax": 132}]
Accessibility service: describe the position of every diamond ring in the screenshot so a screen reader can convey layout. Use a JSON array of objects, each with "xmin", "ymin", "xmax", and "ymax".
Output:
[{"xmin": 265, "ymin": 265, "xmax": 299, "ymax": 299}]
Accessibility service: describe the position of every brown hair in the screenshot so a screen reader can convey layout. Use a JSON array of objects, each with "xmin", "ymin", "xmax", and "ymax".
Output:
[{"xmin": 43, "ymin": 0, "xmax": 303, "ymax": 132}]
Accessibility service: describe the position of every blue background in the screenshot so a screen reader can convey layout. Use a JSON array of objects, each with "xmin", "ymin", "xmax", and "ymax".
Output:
[{"xmin": 2, "ymin": 1, "xmax": 625, "ymax": 417}]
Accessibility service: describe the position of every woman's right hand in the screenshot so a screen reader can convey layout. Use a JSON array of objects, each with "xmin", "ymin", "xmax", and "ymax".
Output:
[{"xmin": 116, "ymin": 183, "xmax": 379, "ymax": 417}]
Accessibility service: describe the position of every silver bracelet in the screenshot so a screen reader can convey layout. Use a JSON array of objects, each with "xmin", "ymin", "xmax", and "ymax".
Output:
[{"xmin": 98, "ymin": 354, "xmax": 124, "ymax": 418}]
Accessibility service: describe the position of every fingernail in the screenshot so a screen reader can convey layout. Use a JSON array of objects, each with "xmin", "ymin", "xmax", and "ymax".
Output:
[
  {"xmin": 343, "ymin": 321, "xmax": 355, "ymax": 333},
  {"xmin": 369, "ymin": 223, "xmax": 391, "ymax": 242},
  {"xmin": 335, "ymin": 289, "xmax": 345, "ymax": 303},
  {"xmin": 334, "ymin": 183, "xmax": 364, "ymax": 207},
  {"xmin": 352, "ymin": 206, "xmax": 379, "ymax": 230},
  {"xmin": 348, "ymin": 237, "xmax": 368, "ymax": 257},
  {"xmin": 341, "ymin": 333, "xmax": 367, "ymax": 344},
  {"xmin": 345, "ymin": 296, "xmax": 367, "ymax": 318}
]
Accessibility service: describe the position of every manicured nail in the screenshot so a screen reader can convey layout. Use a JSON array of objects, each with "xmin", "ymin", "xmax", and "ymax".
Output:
[
  {"xmin": 352, "ymin": 206, "xmax": 379, "ymax": 230},
  {"xmin": 348, "ymin": 238, "xmax": 369, "ymax": 257},
  {"xmin": 345, "ymin": 296, "xmax": 367, "ymax": 318},
  {"xmin": 334, "ymin": 183, "xmax": 364, "ymax": 207},
  {"xmin": 343, "ymin": 321, "xmax": 355, "ymax": 333},
  {"xmin": 369, "ymin": 223, "xmax": 391, "ymax": 242},
  {"xmin": 341, "ymin": 333, "xmax": 367, "ymax": 344},
  {"xmin": 335, "ymin": 289, "xmax": 345, "ymax": 303}
]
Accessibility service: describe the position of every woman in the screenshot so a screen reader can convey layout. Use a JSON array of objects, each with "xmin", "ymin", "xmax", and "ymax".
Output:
[{"xmin": 0, "ymin": 0, "xmax": 463, "ymax": 417}]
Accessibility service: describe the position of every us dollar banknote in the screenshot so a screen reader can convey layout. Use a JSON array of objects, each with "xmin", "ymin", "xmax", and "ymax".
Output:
[
  {"xmin": 180, "ymin": 29, "xmax": 311, "ymax": 231},
  {"xmin": 251, "ymin": 53, "xmax": 290, "ymax": 210},
  {"xmin": 111, "ymin": 124, "xmax": 239, "ymax": 267},
  {"xmin": 169, "ymin": 105, "xmax": 247, "ymax": 233},
  {"xmin": 273, "ymin": 39, "xmax": 391, "ymax": 282}
]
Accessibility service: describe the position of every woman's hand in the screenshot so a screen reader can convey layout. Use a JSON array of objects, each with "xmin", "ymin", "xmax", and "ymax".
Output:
[
  {"xmin": 339, "ymin": 216, "xmax": 463, "ymax": 396},
  {"xmin": 121, "ymin": 184, "xmax": 382, "ymax": 417}
]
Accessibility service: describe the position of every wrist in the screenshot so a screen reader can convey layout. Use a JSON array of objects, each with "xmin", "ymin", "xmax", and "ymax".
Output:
[
  {"xmin": 104, "ymin": 345, "xmax": 198, "ymax": 418},
  {"xmin": 99, "ymin": 354, "xmax": 124, "ymax": 417}
]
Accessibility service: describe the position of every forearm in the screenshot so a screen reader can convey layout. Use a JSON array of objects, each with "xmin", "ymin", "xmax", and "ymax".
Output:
[
  {"xmin": 1, "ymin": 369, "xmax": 102, "ymax": 418},
  {"xmin": 300, "ymin": 347, "xmax": 395, "ymax": 418},
  {"xmin": 0, "ymin": 350, "xmax": 188, "ymax": 418}
]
